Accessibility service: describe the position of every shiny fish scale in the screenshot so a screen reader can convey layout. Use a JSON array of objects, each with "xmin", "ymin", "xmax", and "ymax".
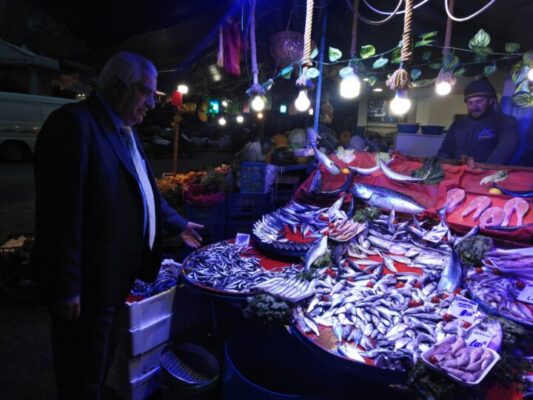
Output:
[{"xmin": 186, "ymin": 242, "xmax": 300, "ymax": 292}]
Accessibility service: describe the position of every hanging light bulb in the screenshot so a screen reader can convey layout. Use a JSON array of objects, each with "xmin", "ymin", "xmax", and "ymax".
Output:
[
  {"xmin": 294, "ymin": 90, "xmax": 311, "ymax": 112},
  {"xmin": 528, "ymin": 68, "xmax": 533, "ymax": 82},
  {"xmin": 339, "ymin": 72, "xmax": 361, "ymax": 99},
  {"xmin": 257, "ymin": 112, "xmax": 264, "ymax": 119},
  {"xmin": 308, "ymin": 108, "xmax": 314, "ymax": 115},
  {"xmin": 251, "ymin": 95, "xmax": 266, "ymax": 112},
  {"xmin": 236, "ymin": 115, "xmax": 244, "ymax": 123},
  {"xmin": 436, "ymin": 81, "xmax": 452, "ymax": 96},
  {"xmin": 390, "ymin": 90, "xmax": 411, "ymax": 115},
  {"xmin": 177, "ymin": 84, "xmax": 189, "ymax": 94},
  {"xmin": 218, "ymin": 116, "xmax": 227, "ymax": 126}
]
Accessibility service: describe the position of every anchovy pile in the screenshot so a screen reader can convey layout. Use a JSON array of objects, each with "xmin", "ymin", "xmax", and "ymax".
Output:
[
  {"xmin": 464, "ymin": 265, "xmax": 533, "ymax": 326},
  {"xmin": 183, "ymin": 242, "xmax": 300, "ymax": 293}
]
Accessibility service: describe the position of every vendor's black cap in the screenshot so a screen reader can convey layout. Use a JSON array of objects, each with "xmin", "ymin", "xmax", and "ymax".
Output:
[{"xmin": 464, "ymin": 79, "xmax": 496, "ymax": 101}]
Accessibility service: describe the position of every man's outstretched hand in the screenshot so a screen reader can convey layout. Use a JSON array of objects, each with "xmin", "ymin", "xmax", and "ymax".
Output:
[{"xmin": 179, "ymin": 221, "xmax": 204, "ymax": 248}]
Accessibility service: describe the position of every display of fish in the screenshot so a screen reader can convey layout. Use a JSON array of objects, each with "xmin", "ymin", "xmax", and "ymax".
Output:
[
  {"xmin": 461, "ymin": 196, "xmax": 491, "ymax": 220},
  {"xmin": 254, "ymin": 277, "xmax": 317, "ymax": 302},
  {"xmin": 351, "ymin": 183, "xmax": 425, "ymax": 215},
  {"xmin": 479, "ymin": 170, "xmax": 508, "ymax": 186},
  {"xmin": 479, "ymin": 207, "xmax": 505, "ymax": 229},
  {"xmin": 442, "ymin": 188, "xmax": 465, "ymax": 214},
  {"xmin": 493, "ymin": 184, "xmax": 533, "ymax": 198},
  {"xmin": 379, "ymin": 159, "xmax": 428, "ymax": 183},
  {"xmin": 501, "ymin": 197, "xmax": 529, "ymax": 227},
  {"xmin": 183, "ymin": 242, "xmax": 301, "ymax": 293},
  {"xmin": 423, "ymin": 335, "xmax": 498, "ymax": 384}
]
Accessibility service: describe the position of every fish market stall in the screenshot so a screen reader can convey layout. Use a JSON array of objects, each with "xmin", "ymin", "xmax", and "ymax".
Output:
[{"xmin": 180, "ymin": 135, "xmax": 533, "ymax": 398}]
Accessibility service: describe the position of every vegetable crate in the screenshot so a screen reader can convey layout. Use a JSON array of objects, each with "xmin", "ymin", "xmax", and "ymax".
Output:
[
  {"xmin": 226, "ymin": 192, "xmax": 274, "ymax": 218},
  {"xmin": 239, "ymin": 162, "xmax": 277, "ymax": 194},
  {"xmin": 184, "ymin": 202, "xmax": 226, "ymax": 244}
]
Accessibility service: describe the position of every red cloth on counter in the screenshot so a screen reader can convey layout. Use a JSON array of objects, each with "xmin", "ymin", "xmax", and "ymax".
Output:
[{"xmin": 294, "ymin": 151, "xmax": 533, "ymax": 244}]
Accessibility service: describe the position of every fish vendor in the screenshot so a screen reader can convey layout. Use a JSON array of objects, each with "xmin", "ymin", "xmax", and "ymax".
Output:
[{"xmin": 437, "ymin": 79, "xmax": 519, "ymax": 165}]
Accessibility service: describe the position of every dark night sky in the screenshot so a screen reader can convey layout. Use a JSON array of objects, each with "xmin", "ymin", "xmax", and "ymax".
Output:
[{"xmin": 17, "ymin": 0, "xmax": 533, "ymax": 94}]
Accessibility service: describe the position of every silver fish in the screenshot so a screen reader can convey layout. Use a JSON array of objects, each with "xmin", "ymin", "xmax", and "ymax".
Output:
[
  {"xmin": 437, "ymin": 246, "xmax": 462, "ymax": 293},
  {"xmin": 312, "ymin": 145, "xmax": 342, "ymax": 175},
  {"xmin": 304, "ymin": 235, "xmax": 328, "ymax": 270},
  {"xmin": 379, "ymin": 159, "xmax": 428, "ymax": 182},
  {"xmin": 351, "ymin": 183, "xmax": 425, "ymax": 215}
]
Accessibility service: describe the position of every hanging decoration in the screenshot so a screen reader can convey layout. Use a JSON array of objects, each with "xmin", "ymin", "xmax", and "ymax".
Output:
[
  {"xmin": 386, "ymin": 0, "xmax": 414, "ymax": 92},
  {"xmin": 435, "ymin": 0, "xmax": 456, "ymax": 96},
  {"xmin": 246, "ymin": 0, "xmax": 267, "ymax": 110},
  {"xmin": 294, "ymin": 0, "xmax": 315, "ymax": 112}
]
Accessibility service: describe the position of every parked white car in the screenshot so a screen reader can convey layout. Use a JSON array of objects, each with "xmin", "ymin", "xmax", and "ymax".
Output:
[{"xmin": 0, "ymin": 92, "xmax": 76, "ymax": 161}]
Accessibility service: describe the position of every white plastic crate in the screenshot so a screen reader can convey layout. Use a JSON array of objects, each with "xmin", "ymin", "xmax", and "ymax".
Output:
[
  {"xmin": 109, "ymin": 366, "xmax": 160, "ymax": 400},
  {"xmin": 126, "ymin": 286, "xmax": 176, "ymax": 330},
  {"xmin": 113, "ymin": 341, "xmax": 168, "ymax": 382},
  {"xmin": 123, "ymin": 314, "xmax": 172, "ymax": 357}
]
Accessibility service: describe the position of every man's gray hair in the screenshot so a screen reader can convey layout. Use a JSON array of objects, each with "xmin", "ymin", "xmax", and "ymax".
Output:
[{"xmin": 98, "ymin": 52, "xmax": 157, "ymax": 92}]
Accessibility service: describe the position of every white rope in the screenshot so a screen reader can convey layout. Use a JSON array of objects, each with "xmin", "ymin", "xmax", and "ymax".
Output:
[
  {"xmin": 444, "ymin": 0, "xmax": 496, "ymax": 22},
  {"xmin": 302, "ymin": 0, "xmax": 314, "ymax": 68},
  {"xmin": 362, "ymin": 0, "xmax": 429, "ymax": 15},
  {"xmin": 345, "ymin": 0, "xmax": 404, "ymax": 26}
]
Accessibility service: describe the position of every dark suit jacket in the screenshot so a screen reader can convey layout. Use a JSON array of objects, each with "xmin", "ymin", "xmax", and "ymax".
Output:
[{"xmin": 33, "ymin": 96, "xmax": 188, "ymax": 306}]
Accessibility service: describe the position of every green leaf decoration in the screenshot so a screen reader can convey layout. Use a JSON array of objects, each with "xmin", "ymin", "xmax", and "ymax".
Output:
[
  {"xmin": 454, "ymin": 67, "xmax": 466, "ymax": 77},
  {"xmin": 410, "ymin": 68, "xmax": 422, "ymax": 81},
  {"xmin": 469, "ymin": 29, "xmax": 491, "ymax": 49},
  {"xmin": 310, "ymin": 48, "xmax": 319, "ymax": 59},
  {"xmin": 280, "ymin": 65, "xmax": 293, "ymax": 79},
  {"xmin": 360, "ymin": 45, "xmax": 376, "ymax": 59},
  {"xmin": 512, "ymin": 92, "xmax": 533, "ymax": 107},
  {"xmin": 339, "ymin": 66, "xmax": 355, "ymax": 79},
  {"xmin": 430, "ymin": 62, "xmax": 442, "ymax": 69},
  {"xmin": 419, "ymin": 31, "xmax": 438, "ymax": 40},
  {"xmin": 328, "ymin": 47, "xmax": 342, "ymax": 62},
  {"xmin": 505, "ymin": 42, "xmax": 520, "ymax": 53},
  {"xmin": 472, "ymin": 46, "xmax": 493, "ymax": 58},
  {"xmin": 442, "ymin": 54, "xmax": 459, "ymax": 71},
  {"xmin": 373, "ymin": 57, "xmax": 389, "ymax": 69},
  {"xmin": 512, "ymin": 65, "xmax": 529, "ymax": 83},
  {"xmin": 262, "ymin": 79, "xmax": 274, "ymax": 92},
  {"xmin": 367, "ymin": 76, "xmax": 377, "ymax": 87},
  {"xmin": 305, "ymin": 67, "xmax": 320, "ymax": 79},
  {"xmin": 386, "ymin": 73, "xmax": 392, "ymax": 80},
  {"xmin": 422, "ymin": 51, "xmax": 432, "ymax": 62},
  {"xmin": 415, "ymin": 38, "xmax": 435, "ymax": 48},
  {"xmin": 484, "ymin": 64, "xmax": 497, "ymax": 77},
  {"xmin": 391, "ymin": 48, "xmax": 401, "ymax": 64}
]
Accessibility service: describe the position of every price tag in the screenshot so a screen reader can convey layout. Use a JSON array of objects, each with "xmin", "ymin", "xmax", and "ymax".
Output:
[
  {"xmin": 466, "ymin": 328, "xmax": 493, "ymax": 348},
  {"xmin": 517, "ymin": 285, "xmax": 533, "ymax": 305},
  {"xmin": 423, "ymin": 225, "xmax": 449, "ymax": 243},
  {"xmin": 235, "ymin": 233, "xmax": 250, "ymax": 248},
  {"xmin": 448, "ymin": 295, "xmax": 479, "ymax": 323}
]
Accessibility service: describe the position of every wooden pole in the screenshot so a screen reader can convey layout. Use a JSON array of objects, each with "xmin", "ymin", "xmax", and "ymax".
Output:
[{"xmin": 172, "ymin": 113, "xmax": 183, "ymax": 172}]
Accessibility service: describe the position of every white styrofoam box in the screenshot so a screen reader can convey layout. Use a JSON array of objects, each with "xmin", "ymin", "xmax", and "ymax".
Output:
[
  {"xmin": 125, "ymin": 314, "xmax": 172, "ymax": 357},
  {"xmin": 113, "ymin": 341, "xmax": 169, "ymax": 382},
  {"xmin": 110, "ymin": 366, "xmax": 160, "ymax": 400},
  {"xmin": 126, "ymin": 285, "xmax": 176, "ymax": 330}
]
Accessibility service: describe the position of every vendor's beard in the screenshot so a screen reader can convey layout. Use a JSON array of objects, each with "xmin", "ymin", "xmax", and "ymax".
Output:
[{"xmin": 468, "ymin": 107, "xmax": 491, "ymax": 120}]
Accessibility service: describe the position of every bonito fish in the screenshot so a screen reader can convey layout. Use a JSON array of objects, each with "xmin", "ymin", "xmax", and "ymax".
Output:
[
  {"xmin": 351, "ymin": 183, "xmax": 425, "ymax": 215},
  {"xmin": 379, "ymin": 159, "xmax": 428, "ymax": 183}
]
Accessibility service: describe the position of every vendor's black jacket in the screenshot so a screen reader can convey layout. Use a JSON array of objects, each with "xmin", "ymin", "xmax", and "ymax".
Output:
[{"xmin": 437, "ymin": 109, "xmax": 519, "ymax": 164}]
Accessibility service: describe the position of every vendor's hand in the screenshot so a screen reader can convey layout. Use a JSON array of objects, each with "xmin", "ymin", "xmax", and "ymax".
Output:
[
  {"xmin": 54, "ymin": 295, "xmax": 81, "ymax": 320},
  {"xmin": 180, "ymin": 221, "xmax": 204, "ymax": 248}
]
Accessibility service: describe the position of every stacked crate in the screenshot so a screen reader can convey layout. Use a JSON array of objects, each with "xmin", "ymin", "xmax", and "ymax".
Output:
[{"xmin": 108, "ymin": 286, "xmax": 177, "ymax": 400}]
